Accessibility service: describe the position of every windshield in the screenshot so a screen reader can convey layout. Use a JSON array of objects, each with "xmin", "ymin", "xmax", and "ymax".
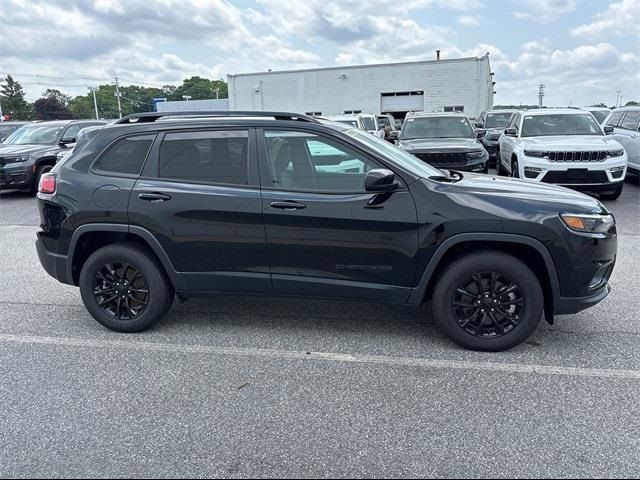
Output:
[
  {"xmin": 521, "ymin": 113, "xmax": 603, "ymax": 137},
  {"xmin": 485, "ymin": 112, "xmax": 514, "ymax": 128},
  {"xmin": 361, "ymin": 116, "xmax": 376, "ymax": 131},
  {"xmin": 345, "ymin": 128, "xmax": 442, "ymax": 178},
  {"xmin": 401, "ymin": 116, "xmax": 474, "ymax": 140},
  {"xmin": 336, "ymin": 120, "xmax": 359, "ymax": 128},
  {"xmin": 589, "ymin": 110, "xmax": 609, "ymax": 124},
  {"xmin": 4, "ymin": 124, "xmax": 65, "ymax": 145}
]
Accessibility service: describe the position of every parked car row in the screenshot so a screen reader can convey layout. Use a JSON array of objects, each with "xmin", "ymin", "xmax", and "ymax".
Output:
[{"xmin": 0, "ymin": 120, "xmax": 107, "ymax": 193}]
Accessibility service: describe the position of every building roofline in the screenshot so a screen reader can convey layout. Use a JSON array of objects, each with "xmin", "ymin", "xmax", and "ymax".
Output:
[{"xmin": 228, "ymin": 55, "xmax": 489, "ymax": 79}]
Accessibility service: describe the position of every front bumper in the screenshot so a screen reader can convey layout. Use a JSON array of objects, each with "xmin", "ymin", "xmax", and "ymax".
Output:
[
  {"xmin": 555, "ymin": 284, "xmax": 611, "ymax": 315},
  {"xmin": 518, "ymin": 154, "xmax": 627, "ymax": 187},
  {"xmin": 0, "ymin": 164, "xmax": 34, "ymax": 190}
]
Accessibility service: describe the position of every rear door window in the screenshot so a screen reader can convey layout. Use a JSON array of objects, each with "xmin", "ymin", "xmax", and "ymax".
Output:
[
  {"xmin": 620, "ymin": 111, "xmax": 640, "ymax": 131},
  {"xmin": 158, "ymin": 130, "xmax": 249, "ymax": 185},
  {"xmin": 606, "ymin": 111, "xmax": 624, "ymax": 127}
]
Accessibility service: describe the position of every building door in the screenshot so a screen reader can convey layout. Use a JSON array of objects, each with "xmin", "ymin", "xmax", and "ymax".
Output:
[{"xmin": 381, "ymin": 91, "xmax": 424, "ymax": 115}]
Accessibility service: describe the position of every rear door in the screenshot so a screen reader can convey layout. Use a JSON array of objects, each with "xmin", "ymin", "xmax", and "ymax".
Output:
[
  {"xmin": 257, "ymin": 128, "xmax": 419, "ymax": 303},
  {"xmin": 128, "ymin": 127, "xmax": 270, "ymax": 294},
  {"xmin": 616, "ymin": 111, "xmax": 640, "ymax": 170}
]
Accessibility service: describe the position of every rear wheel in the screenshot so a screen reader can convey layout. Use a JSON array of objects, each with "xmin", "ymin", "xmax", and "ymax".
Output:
[
  {"xmin": 79, "ymin": 243, "xmax": 174, "ymax": 332},
  {"xmin": 432, "ymin": 251, "xmax": 543, "ymax": 351},
  {"xmin": 599, "ymin": 184, "xmax": 623, "ymax": 201}
]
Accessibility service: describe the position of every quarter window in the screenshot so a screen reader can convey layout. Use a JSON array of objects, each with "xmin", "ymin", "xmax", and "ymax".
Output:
[
  {"xmin": 264, "ymin": 131, "xmax": 379, "ymax": 193},
  {"xmin": 158, "ymin": 130, "xmax": 249, "ymax": 185},
  {"xmin": 94, "ymin": 135, "xmax": 154, "ymax": 175},
  {"xmin": 620, "ymin": 111, "xmax": 640, "ymax": 131}
]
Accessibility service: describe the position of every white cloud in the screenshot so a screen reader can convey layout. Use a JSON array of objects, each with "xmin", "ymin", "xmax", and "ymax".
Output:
[
  {"xmin": 572, "ymin": 0, "xmax": 640, "ymax": 39},
  {"xmin": 457, "ymin": 16, "xmax": 480, "ymax": 27},
  {"xmin": 514, "ymin": 0, "xmax": 576, "ymax": 21}
]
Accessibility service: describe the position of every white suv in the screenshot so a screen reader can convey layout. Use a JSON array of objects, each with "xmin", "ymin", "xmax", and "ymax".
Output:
[
  {"xmin": 602, "ymin": 106, "xmax": 640, "ymax": 177},
  {"xmin": 498, "ymin": 109, "xmax": 627, "ymax": 200}
]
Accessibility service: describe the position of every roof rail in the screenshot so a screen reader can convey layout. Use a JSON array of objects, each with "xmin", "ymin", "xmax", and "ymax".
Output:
[{"xmin": 114, "ymin": 111, "xmax": 321, "ymax": 125}]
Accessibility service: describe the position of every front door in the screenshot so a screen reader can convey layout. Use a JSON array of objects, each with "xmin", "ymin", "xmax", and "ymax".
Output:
[
  {"xmin": 128, "ymin": 127, "xmax": 271, "ymax": 294},
  {"xmin": 257, "ymin": 128, "xmax": 419, "ymax": 303}
]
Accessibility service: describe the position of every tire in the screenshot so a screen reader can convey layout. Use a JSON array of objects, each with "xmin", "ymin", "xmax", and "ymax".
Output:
[
  {"xmin": 511, "ymin": 159, "xmax": 519, "ymax": 178},
  {"xmin": 432, "ymin": 251, "xmax": 543, "ymax": 352},
  {"xmin": 599, "ymin": 184, "xmax": 623, "ymax": 201},
  {"xmin": 79, "ymin": 242, "xmax": 174, "ymax": 333},
  {"xmin": 32, "ymin": 164, "xmax": 53, "ymax": 194}
]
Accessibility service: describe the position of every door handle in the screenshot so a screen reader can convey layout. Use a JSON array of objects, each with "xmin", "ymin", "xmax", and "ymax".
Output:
[
  {"xmin": 138, "ymin": 192, "xmax": 172, "ymax": 202},
  {"xmin": 270, "ymin": 201, "xmax": 307, "ymax": 210}
]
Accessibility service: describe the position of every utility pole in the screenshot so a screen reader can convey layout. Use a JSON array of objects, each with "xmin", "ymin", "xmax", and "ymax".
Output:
[
  {"xmin": 214, "ymin": 88, "xmax": 219, "ymax": 100},
  {"xmin": 538, "ymin": 84, "xmax": 545, "ymax": 108},
  {"xmin": 0, "ymin": 97, "xmax": 3, "ymax": 123},
  {"xmin": 616, "ymin": 90, "xmax": 622, "ymax": 107},
  {"xmin": 91, "ymin": 87, "xmax": 99, "ymax": 120},
  {"xmin": 114, "ymin": 77, "xmax": 122, "ymax": 119}
]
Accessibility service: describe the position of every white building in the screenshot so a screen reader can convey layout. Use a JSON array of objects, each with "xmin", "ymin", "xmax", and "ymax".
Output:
[
  {"xmin": 156, "ymin": 98, "xmax": 229, "ymax": 112},
  {"xmin": 227, "ymin": 55, "xmax": 495, "ymax": 119}
]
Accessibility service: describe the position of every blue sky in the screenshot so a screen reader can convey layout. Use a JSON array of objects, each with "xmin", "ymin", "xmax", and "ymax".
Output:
[{"xmin": 0, "ymin": 0, "xmax": 637, "ymax": 107}]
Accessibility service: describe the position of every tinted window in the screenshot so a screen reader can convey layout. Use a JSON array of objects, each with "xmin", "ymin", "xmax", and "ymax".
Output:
[
  {"xmin": 159, "ymin": 130, "xmax": 248, "ymax": 185},
  {"xmin": 620, "ymin": 111, "xmax": 640, "ymax": 131},
  {"xmin": 485, "ymin": 112, "xmax": 514, "ymax": 128},
  {"xmin": 606, "ymin": 111, "xmax": 624, "ymax": 127},
  {"xmin": 589, "ymin": 110, "xmax": 609, "ymax": 124},
  {"xmin": 94, "ymin": 135, "xmax": 154, "ymax": 175},
  {"xmin": 264, "ymin": 131, "xmax": 379, "ymax": 192},
  {"xmin": 508, "ymin": 114, "xmax": 521, "ymax": 130}
]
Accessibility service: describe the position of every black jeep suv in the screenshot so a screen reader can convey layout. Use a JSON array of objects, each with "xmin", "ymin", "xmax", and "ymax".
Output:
[
  {"xmin": 36, "ymin": 111, "xmax": 617, "ymax": 351},
  {"xmin": 0, "ymin": 119, "xmax": 106, "ymax": 192}
]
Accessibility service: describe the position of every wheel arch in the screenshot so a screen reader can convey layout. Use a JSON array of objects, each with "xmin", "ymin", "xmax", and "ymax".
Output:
[
  {"xmin": 68, "ymin": 224, "xmax": 184, "ymax": 290},
  {"xmin": 408, "ymin": 233, "xmax": 559, "ymax": 324}
]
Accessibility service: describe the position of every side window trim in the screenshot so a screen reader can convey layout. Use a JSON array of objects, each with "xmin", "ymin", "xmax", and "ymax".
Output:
[
  {"xmin": 90, "ymin": 132, "xmax": 157, "ymax": 179},
  {"xmin": 257, "ymin": 127, "xmax": 403, "ymax": 195}
]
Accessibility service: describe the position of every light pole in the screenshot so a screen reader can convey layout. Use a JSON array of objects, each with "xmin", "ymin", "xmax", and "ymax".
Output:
[{"xmin": 91, "ymin": 87, "xmax": 99, "ymax": 119}]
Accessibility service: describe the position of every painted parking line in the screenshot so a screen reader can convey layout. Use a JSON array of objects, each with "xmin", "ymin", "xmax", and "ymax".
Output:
[{"xmin": 1, "ymin": 333, "xmax": 640, "ymax": 380}]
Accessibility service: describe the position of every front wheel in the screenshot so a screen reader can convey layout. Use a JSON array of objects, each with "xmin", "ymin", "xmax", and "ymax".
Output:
[
  {"xmin": 511, "ymin": 159, "xmax": 520, "ymax": 178},
  {"xmin": 599, "ymin": 184, "xmax": 623, "ymax": 201},
  {"xmin": 432, "ymin": 251, "xmax": 543, "ymax": 351},
  {"xmin": 79, "ymin": 243, "xmax": 174, "ymax": 333}
]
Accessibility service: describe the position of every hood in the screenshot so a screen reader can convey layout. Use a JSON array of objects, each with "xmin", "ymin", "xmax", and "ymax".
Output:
[
  {"xmin": 521, "ymin": 135, "xmax": 621, "ymax": 150},
  {"xmin": 0, "ymin": 143, "xmax": 62, "ymax": 158},
  {"xmin": 399, "ymin": 138, "xmax": 482, "ymax": 152},
  {"xmin": 425, "ymin": 172, "xmax": 607, "ymax": 216}
]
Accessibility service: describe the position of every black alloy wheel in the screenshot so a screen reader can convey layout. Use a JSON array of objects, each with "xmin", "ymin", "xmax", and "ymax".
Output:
[
  {"xmin": 93, "ymin": 263, "xmax": 149, "ymax": 320},
  {"xmin": 452, "ymin": 271, "xmax": 523, "ymax": 338}
]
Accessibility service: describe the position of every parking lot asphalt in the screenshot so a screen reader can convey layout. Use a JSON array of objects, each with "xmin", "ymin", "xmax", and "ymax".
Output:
[{"xmin": 0, "ymin": 175, "xmax": 638, "ymax": 478}]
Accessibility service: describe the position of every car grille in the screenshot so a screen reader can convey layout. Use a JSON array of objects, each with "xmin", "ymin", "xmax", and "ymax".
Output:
[
  {"xmin": 542, "ymin": 170, "xmax": 609, "ymax": 184},
  {"xmin": 414, "ymin": 152, "xmax": 468, "ymax": 166},
  {"xmin": 547, "ymin": 151, "xmax": 608, "ymax": 162}
]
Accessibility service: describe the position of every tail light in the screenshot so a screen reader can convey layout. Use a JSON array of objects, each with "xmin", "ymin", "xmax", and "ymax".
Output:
[{"xmin": 39, "ymin": 173, "xmax": 56, "ymax": 194}]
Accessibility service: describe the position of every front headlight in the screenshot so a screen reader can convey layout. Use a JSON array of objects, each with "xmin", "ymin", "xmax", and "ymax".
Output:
[
  {"xmin": 524, "ymin": 150, "xmax": 547, "ymax": 158},
  {"xmin": 467, "ymin": 150, "xmax": 485, "ymax": 159},
  {"xmin": 561, "ymin": 213, "xmax": 615, "ymax": 234},
  {"xmin": 608, "ymin": 149, "xmax": 624, "ymax": 157},
  {"xmin": 5, "ymin": 155, "xmax": 30, "ymax": 163}
]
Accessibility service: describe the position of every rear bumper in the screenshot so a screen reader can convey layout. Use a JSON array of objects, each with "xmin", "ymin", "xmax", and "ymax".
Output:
[
  {"xmin": 36, "ymin": 236, "xmax": 73, "ymax": 285},
  {"xmin": 554, "ymin": 284, "xmax": 611, "ymax": 315}
]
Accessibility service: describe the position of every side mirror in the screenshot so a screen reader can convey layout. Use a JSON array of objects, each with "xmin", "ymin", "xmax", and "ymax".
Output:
[
  {"xmin": 475, "ymin": 121, "xmax": 484, "ymax": 128},
  {"xmin": 603, "ymin": 125, "xmax": 614, "ymax": 135},
  {"xmin": 0, "ymin": 137, "xmax": 6, "ymax": 143},
  {"xmin": 504, "ymin": 128, "xmax": 518, "ymax": 137},
  {"xmin": 60, "ymin": 137, "xmax": 76, "ymax": 146},
  {"xmin": 365, "ymin": 169, "xmax": 400, "ymax": 192},
  {"xmin": 475, "ymin": 128, "xmax": 487, "ymax": 138}
]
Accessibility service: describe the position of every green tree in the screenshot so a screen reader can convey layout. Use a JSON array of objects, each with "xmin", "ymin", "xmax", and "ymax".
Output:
[
  {"xmin": 590, "ymin": 103, "xmax": 609, "ymax": 108},
  {"xmin": 0, "ymin": 75, "xmax": 31, "ymax": 120},
  {"xmin": 171, "ymin": 76, "xmax": 228, "ymax": 101},
  {"xmin": 625, "ymin": 100, "xmax": 639, "ymax": 106}
]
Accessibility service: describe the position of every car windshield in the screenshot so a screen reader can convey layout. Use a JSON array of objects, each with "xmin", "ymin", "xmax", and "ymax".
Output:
[
  {"xmin": 401, "ymin": 116, "xmax": 474, "ymax": 139},
  {"xmin": 361, "ymin": 117, "xmax": 376, "ymax": 130},
  {"xmin": 521, "ymin": 113, "xmax": 603, "ymax": 137},
  {"xmin": 336, "ymin": 120, "xmax": 359, "ymax": 128},
  {"xmin": 485, "ymin": 112, "xmax": 514, "ymax": 128},
  {"xmin": 3, "ymin": 124, "xmax": 65, "ymax": 145},
  {"xmin": 344, "ymin": 128, "xmax": 442, "ymax": 178},
  {"xmin": 589, "ymin": 110, "xmax": 609, "ymax": 124}
]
